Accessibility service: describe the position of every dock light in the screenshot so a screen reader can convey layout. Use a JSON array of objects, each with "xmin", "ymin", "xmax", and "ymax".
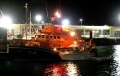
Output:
[
  {"xmin": 0, "ymin": 16, "xmax": 12, "ymax": 28},
  {"xmin": 74, "ymin": 41, "xmax": 77, "ymax": 44},
  {"xmin": 62, "ymin": 19, "xmax": 69, "ymax": 28},
  {"xmin": 70, "ymin": 31, "xmax": 75, "ymax": 36},
  {"xmin": 62, "ymin": 19, "xmax": 69, "ymax": 25},
  {"xmin": 36, "ymin": 15, "xmax": 42, "ymax": 24},
  {"xmin": 53, "ymin": 48, "xmax": 57, "ymax": 51},
  {"xmin": 1, "ymin": 16, "xmax": 12, "ymax": 24},
  {"xmin": 55, "ymin": 12, "xmax": 61, "ymax": 18}
]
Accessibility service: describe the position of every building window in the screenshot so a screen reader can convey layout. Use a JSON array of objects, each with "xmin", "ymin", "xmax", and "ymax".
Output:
[
  {"xmin": 11, "ymin": 29, "xmax": 14, "ymax": 35},
  {"xmin": 103, "ymin": 30, "xmax": 110, "ymax": 35},
  {"xmin": 0, "ymin": 35, "xmax": 3, "ymax": 40},
  {"xmin": 114, "ymin": 31, "xmax": 120, "ymax": 37}
]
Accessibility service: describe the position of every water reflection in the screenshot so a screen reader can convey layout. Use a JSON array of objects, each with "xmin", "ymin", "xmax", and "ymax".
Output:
[
  {"xmin": 113, "ymin": 45, "xmax": 120, "ymax": 76},
  {"xmin": 96, "ymin": 45, "xmax": 120, "ymax": 76},
  {"xmin": 44, "ymin": 62, "xmax": 81, "ymax": 76},
  {"xmin": 44, "ymin": 45, "xmax": 120, "ymax": 76},
  {"xmin": 0, "ymin": 45, "xmax": 119, "ymax": 76}
]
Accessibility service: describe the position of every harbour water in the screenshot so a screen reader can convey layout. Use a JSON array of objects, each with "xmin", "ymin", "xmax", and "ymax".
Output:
[{"xmin": 0, "ymin": 45, "xmax": 120, "ymax": 76}]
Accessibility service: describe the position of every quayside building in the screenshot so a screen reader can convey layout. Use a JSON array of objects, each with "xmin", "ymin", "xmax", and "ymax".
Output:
[{"xmin": 0, "ymin": 24, "xmax": 120, "ymax": 39}]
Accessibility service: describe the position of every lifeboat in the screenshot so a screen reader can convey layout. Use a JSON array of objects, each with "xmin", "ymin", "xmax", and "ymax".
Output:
[
  {"xmin": 24, "ymin": 25, "xmax": 98, "ymax": 60},
  {"xmin": 24, "ymin": 25, "xmax": 86, "ymax": 50}
]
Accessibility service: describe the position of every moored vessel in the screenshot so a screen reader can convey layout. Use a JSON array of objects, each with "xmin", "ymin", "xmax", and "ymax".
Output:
[{"xmin": 8, "ymin": 25, "xmax": 98, "ymax": 60}]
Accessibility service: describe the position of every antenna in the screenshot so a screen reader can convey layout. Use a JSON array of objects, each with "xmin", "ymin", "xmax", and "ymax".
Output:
[
  {"xmin": 24, "ymin": 2, "xmax": 28, "ymax": 24},
  {"xmin": 59, "ymin": 0, "xmax": 61, "ymax": 14},
  {"xmin": 0, "ymin": 10, "xmax": 4, "ymax": 17},
  {"xmin": 46, "ymin": 3, "xmax": 48, "ymax": 18},
  {"xmin": 30, "ymin": 11, "xmax": 31, "ymax": 36},
  {"xmin": 59, "ymin": 0, "xmax": 61, "ymax": 25},
  {"xmin": 59, "ymin": 0, "xmax": 60, "ymax": 10},
  {"xmin": 46, "ymin": 3, "xmax": 49, "ymax": 23}
]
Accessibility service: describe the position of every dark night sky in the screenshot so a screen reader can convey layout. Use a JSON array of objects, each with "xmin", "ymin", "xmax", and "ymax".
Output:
[{"xmin": 0, "ymin": 0, "xmax": 120, "ymax": 26}]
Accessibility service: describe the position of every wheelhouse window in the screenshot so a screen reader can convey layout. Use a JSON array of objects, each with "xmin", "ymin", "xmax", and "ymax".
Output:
[
  {"xmin": 59, "ymin": 44, "xmax": 60, "ymax": 47},
  {"xmin": 38, "ymin": 35, "xmax": 41, "ymax": 38},
  {"xmin": 57, "ymin": 36, "xmax": 60, "ymax": 39},
  {"xmin": 50, "ymin": 36, "xmax": 52, "ymax": 39},
  {"xmin": 53, "ymin": 44, "xmax": 55, "ymax": 47},
  {"xmin": 54, "ymin": 36, "xmax": 56, "ymax": 39},
  {"xmin": 42, "ymin": 35, "xmax": 44, "ymax": 38},
  {"xmin": 46, "ymin": 35, "xmax": 49, "ymax": 38},
  {"xmin": 35, "ymin": 35, "xmax": 37, "ymax": 38}
]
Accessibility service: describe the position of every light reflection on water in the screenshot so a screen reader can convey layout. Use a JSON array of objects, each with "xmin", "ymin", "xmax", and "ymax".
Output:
[
  {"xmin": 43, "ymin": 45, "xmax": 120, "ymax": 76},
  {"xmin": 1, "ymin": 45, "xmax": 120, "ymax": 76},
  {"xmin": 113, "ymin": 45, "xmax": 120, "ymax": 76},
  {"xmin": 43, "ymin": 60, "xmax": 98, "ymax": 76},
  {"xmin": 44, "ymin": 62, "xmax": 81, "ymax": 76}
]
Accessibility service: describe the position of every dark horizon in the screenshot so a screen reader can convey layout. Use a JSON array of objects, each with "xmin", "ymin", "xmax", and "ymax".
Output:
[{"xmin": 0, "ymin": 0, "xmax": 120, "ymax": 26}]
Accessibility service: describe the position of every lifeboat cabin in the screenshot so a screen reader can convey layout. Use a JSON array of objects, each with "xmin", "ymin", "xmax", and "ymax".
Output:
[{"xmin": 25, "ymin": 25, "xmax": 86, "ymax": 51}]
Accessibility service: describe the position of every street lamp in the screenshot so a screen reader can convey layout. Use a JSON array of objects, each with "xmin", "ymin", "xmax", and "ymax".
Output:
[
  {"xmin": 80, "ymin": 19, "xmax": 83, "ymax": 26},
  {"xmin": 36, "ymin": 15, "xmax": 42, "ymax": 24}
]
